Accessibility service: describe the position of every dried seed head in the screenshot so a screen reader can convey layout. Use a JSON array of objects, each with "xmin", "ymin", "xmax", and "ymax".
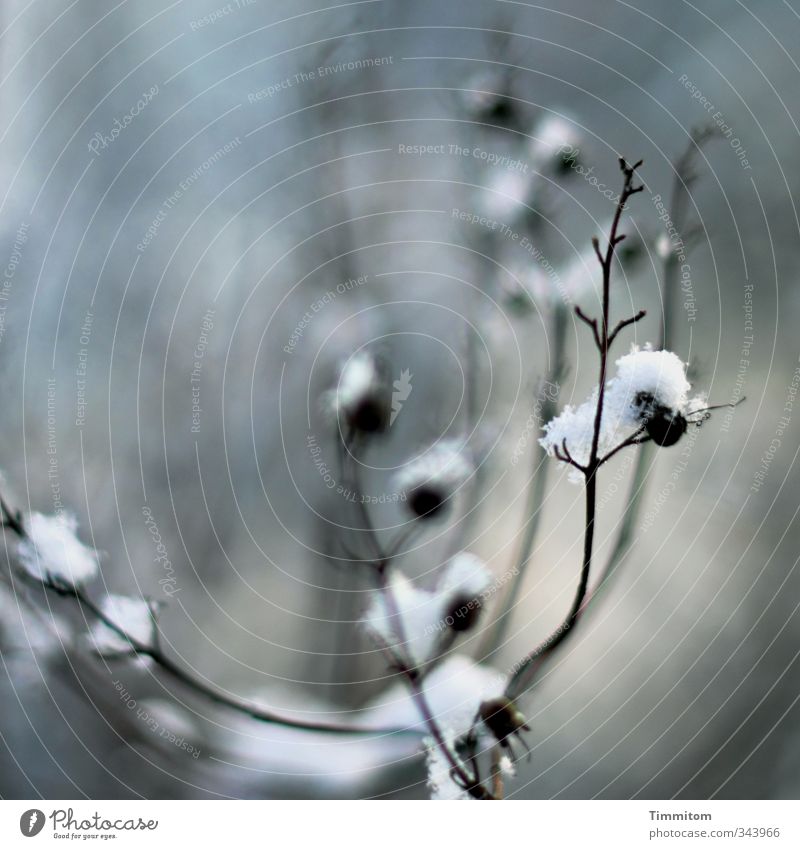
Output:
[
  {"xmin": 479, "ymin": 696, "xmax": 530, "ymax": 745},
  {"xmin": 634, "ymin": 392, "xmax": 688, "ymax": 447},
  {"xmin": 409, "ymin": 485, "xmax": 447, "ymax": 519},
  {"xmin": 329, "ymin": 351, "xmax": 391, "ymax": 435},
  {"xmin": 394, "ymin": 441, "xmax": 473, "ymax": 522},
  {"xmin": 445, "ymin": 594, "xmax": 483, "ymax": 632}
]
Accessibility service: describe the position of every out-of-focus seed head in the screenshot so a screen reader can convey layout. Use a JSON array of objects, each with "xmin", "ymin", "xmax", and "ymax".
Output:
[
  {"xmin": 479, "ymin": 696, "xmax": 530, "ymax": 744},
  {"xmin": 329, "ymin": 351, "xmax": 391, "ymax": 436}
]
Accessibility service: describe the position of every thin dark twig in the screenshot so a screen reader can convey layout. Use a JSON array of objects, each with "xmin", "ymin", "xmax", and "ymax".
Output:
[
  {"xmin": 553, "ymin": 440, "xmax": 585, "ymax": 473},
  {"xmin": 609, "ymin": 309, "xmax": 647, "ymax": 345},
  {"xmin": 0, "ymin": 493, "xmax": 25, "ymax": 537},
  {"xmin": 596, "ymin": 127, "xmax": 720, "ymax": 596},
  {"xmin": 591, "ymin": 235, "xmax": 604, "ymax": 266},
  {"xmin": 506, "ymin": 158, "xmax": 643, "ymax": 700},
  {"xmin": 598, "ymin": 427, "xmax": 650, "ymax": 467},
  {"xmin": 373, "ymin": 568, "xmax": 493, "ymax": 800},
  {"xmin": 574, "ymin": 305, "xmax": 601, "ymax": 349}
]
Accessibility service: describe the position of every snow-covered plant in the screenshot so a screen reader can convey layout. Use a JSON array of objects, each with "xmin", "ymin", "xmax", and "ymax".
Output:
[
  {"xmin": 539, "ymin": 345, "xmax": 710, "ymax": 477},
  {"xmin": 364, "ymin": 553, "xmax": 491, "ymax": 663},
  {"xmin": 331, "ymin": 158, "xmax": 739, "ymax": 799},
  {"xmin": 503, "ymin": 159, "xmax": 740, "ymax": 704},
  {"xmin": 0, "ymin": 150, "xmax": 741, "ymax": 802}
]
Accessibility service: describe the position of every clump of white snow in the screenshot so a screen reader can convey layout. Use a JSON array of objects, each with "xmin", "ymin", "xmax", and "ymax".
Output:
[
  {"xmin": 90, "ymin": 594, "xmax": 157, "ymax": 655},
  {"xmin": 18, "ymin": 512, "xmax": 99, "ymax": 587},
  {"xmin": 540, "ymin": 345, "xmax": 701, "ymax": 479}
]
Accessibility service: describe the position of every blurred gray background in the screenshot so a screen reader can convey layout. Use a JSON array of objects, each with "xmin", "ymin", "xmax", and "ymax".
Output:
[{"xmin": 0, "ymin": 0, "xmax": 798, "ymax": 799}]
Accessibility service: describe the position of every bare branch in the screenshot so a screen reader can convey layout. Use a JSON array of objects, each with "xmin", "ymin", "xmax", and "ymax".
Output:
[
  {"xmin": 38, "ymin": 578, "xmax": 406, "ymax": 737},
  {"xmin": 598, "ymin": 427, "xmax": 650, "ymax": 467},
  {"xmin": 574, "ymin": 305, "xmax": 601, "ymax": 348},
  {"xmin": 507, "ymin": 158, "xmax": 644, "ymax": 700},
  {"xmin": 592, "ymin": 235, "xmax": 604, "ymax": 266},
  {"xmin": 609, "ymin": 309, "xmax": 647, "ymax": 345}
]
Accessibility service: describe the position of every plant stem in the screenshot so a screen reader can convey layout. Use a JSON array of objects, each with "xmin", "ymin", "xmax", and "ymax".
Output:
[
  {"xmin": 505, "ymin": 159, "xmax": 643, "ymax": 700},
  {"xmin": 374, "ymin": 564, "xmax": 493, "ymax": 799},
  {"xmin": 596, "ymin": 130, "xmax": 715, "ymax": 595},
  {"xmin": 45, "ymin": 580, "xmax": 412, "ymax": 737},
  {"xmin": 342, "ymin": 440, "xmax": 493, "ymax": 798}
]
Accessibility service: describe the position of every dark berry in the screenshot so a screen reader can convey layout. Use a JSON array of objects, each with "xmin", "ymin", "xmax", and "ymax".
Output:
[
  {"xmin": 446, "ymin": 595, "xmax": 482, "ymax": 633},
  {"xmin": 479, "ymin": 697, "xmax": 530, "ymax": 744},
  {"xmin": 347, "ymin": 397, "xmax": 388, "ymax": 433},
  {"xmin": 408, "ymin": 486, "xmax": 446, "ymax": 519},
  {"xmin": 645, "ymin": 408, "xmax": 687, "ymax": 447}
]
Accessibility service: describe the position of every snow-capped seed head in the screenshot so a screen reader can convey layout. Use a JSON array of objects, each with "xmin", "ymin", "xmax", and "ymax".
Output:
[
  {"xmin": 613, "ymin": 347, "xmax": 691, "ymax": 420},
  {"xmin": 440, "ymin": 552, "xmax": 492, "ymax": 633},
  {"xmin": 330, "ymin": 351, "xmax": 390, "ymax": 434},
  {"xmin": 445, "ymin": 595, "xmax": 482, "ymax": 633},
  {"xmin": 655, "ymin": 232, "xmax": 673, "ymax": 260},
  {"xmin": 442, "ymin": 552, "xmax": 492, "ymax": 599},
  {"xmin": 478, "ymin": 167, "xmax": 533, "ymax": 222},
  {"xmin": 540, "ymin": 345, "xmax": 697, "ymax": 476},
  {"xmin": 90, "ymin": 594, "xmax": 159, "ymax": 656},
  {"xmin": 18, "ymin": 512, "xmax": 99, "ymax": 588},
  {"xmin": 539, "ymin": 393, "xmax": 598, "ymax": 474},
  {"xmin": 636, "ymin": 395, "xmax": 688, "ymax": 447},
  {"xmin": 460, "ymin": 71, "xmax": 518, "ymax": 127},
  {"xmin": 529, "ymin": 115, "xmax": 582, "ymax": 171},
  {"xmin": 479, "ymin": 696, "xmax": 530, "ymax": 746},
  {"xmin": 393, "ymin": 441, "xmax": 474, "ymax": 521}
]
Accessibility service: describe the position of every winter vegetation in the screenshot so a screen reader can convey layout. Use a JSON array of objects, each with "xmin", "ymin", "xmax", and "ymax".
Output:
[
  {"xmin": 3, "ymin": 2, "xmax": 793, "ymax": 804},
  {"xmin": 0, "ymin": 149, "xmax": 739, "ymax": 799}
]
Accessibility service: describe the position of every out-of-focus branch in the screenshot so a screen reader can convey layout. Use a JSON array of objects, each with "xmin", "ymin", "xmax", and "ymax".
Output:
[{"xmin": 3, "ymin": 491, "xmax": 419, "ymax": 738}]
